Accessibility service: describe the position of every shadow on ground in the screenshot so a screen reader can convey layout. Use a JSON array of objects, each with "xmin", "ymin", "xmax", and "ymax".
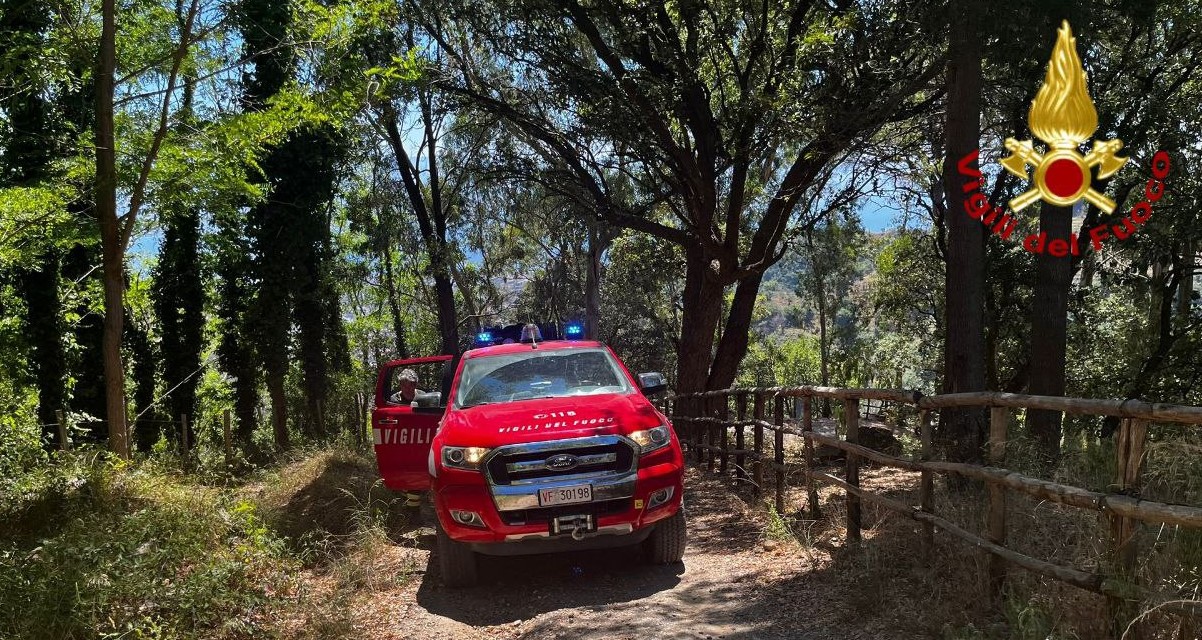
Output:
[{"xmin": 415, "ymin": 545, "xmax": 685, "ymax": 627}]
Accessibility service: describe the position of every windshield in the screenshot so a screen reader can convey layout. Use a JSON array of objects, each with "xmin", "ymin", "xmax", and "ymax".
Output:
[{"xmin": 454, "ymin": 348, "xmax": 633, "ymax": 408}]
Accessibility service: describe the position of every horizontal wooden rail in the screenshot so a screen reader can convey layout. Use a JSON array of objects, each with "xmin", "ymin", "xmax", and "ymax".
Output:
[
  {"xmin": 670, "ymin": 385, "xmax": 920, "ymax": 404},
  {"xmin": 668, "ymin": 387, "xmax": 1202, "ymax": 425},
  {"xmin": 802, "ymin": 467, "xmax": 1108, "ymax": 593},
  {"xmin": 919, "ymin": 391, "xmax": 1202, "ymax": 424},
  {"xmin": 680, "ymin": 410, "xmax": 1202, "ymax": 528},
  {"xmin": 665, "ymin": 384, "xmax": 1202, "ymax": 637}
]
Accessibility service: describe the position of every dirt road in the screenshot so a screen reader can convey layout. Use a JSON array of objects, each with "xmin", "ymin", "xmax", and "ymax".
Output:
[{"xmin": 332, "ymin": 469, "xmax": 934, "ymax": 640}]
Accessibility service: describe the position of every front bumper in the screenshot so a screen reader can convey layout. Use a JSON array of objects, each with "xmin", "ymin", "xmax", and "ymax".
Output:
[{"xmin": 433, "ymin": 459, "xmax": 683, "ymax": 550}]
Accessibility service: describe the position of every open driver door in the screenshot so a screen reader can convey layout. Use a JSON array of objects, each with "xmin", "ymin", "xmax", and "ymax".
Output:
[{"xmin": 371, "ymin": 355, "xmax": 454, "ymax": 492}]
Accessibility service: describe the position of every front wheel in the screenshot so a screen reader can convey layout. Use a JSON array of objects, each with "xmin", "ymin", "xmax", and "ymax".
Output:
[
  {"xmin": 436, "ymin": 524, "xmax": 478, "ymax": 587},
  {"xmin": 645, "ymin": 509, "xmax": 687, "ymax": 564}
]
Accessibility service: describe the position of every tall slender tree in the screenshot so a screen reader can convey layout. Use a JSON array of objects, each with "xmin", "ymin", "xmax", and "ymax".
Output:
[
  {"xmin": 93, "ymin": 0, "xmax": 199, "ymax": 457},
  {"xmin": 1, "ymin": 0, "xmax": 67, "ymax": 442},
  {"xmin": 939, "ymin": 0, "xmax": 987, "ymax": 464},
  {"xmin": 152, "ymin": 61, "xmax": 205, "ymax": 447},
  {"xmin": 238, "ymin": 0, "xmax": 295, "ymax": 448}
]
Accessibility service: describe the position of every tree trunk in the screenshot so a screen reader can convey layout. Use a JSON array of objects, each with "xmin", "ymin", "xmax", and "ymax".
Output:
[
  {"xmin": 381, "ymin": 248, "xmax": 409, "ymax": 358},
  {"xmin": 1178, "ymin": 240, "xmax": 1195, "ymax": 320},
  {"xmin": 1026, "ymin": 202, "xmax": 1073, "ymax": 466},
  {"xmin": 675, "ymin": 245, "xmax": 725, "ymax": 397},
  {"xmin": 16, "ymin": 253, "xmax": 66, "ymax": 442},
  {"xmin": 938, "ymin": 0, "xmax": 986, "ymax": 466},
  {"xmin": 128, "ymin": 314, "xmax": 160, "ymax": 452},
  {"xmin": 268, "ymin": 375, "xmax": 289, "ymax": 450},
  {"xmin": 433, "ymin": 271, "xmax": 458, "ymax": 355},
  {"xmin": 707, "ymin": 271, "xmax": 763, "ymax": 391},
  {"xmin": 816, "ymin": 273, "xmax": 832, "ymax": 417},
  {"xmin": 585, "ymin": 224, "xmax": 604, "ymax": 340},
  {"xmin": 95, "ymin": 0, "xmax": 128, "ymax": 458},
  {"xmin": 381, "ymin": 98, "xmax": 460, "ymax": 356},
  {"xmin": 449, "ymin": 261, "xmax": 481, "ymax": 335}
]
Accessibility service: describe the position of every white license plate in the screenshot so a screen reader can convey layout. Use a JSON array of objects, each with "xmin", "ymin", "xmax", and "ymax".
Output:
[{"xmin": 538, "ymin": 484, "xmax": 593, "ymax": 506}]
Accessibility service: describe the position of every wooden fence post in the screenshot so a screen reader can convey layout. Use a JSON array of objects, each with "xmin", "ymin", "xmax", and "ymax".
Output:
[
  {"xmin": 988, "ymin": 406, "xmax": 1009, "ymax": 595},
  {"xmin": 56, "ymin": 409, "xmax": 69, "ymax": 451},
  {"xmin": 688, "ymin": 396, "xmax": 701, "ymax": 464},
  {"xmin": 919, "ymin": 409, "xmax": 934, "ymax": 559},
  {"xmin": 774, "ymin": 394, "xmax": 786, "ymax": 514},
  {"xmin": 223, "ymin": 409, "xmax": 233, "ymax": 466},
  {"xmin": 752, "ymin": 392, "xmax": 765, "ymax": 497},
  {"xmin": 735, "ymin": 393, "xmax": 747, "ymax": 483},
  {"xmin": 701, "ymin": 392, "xmax": 711, "ymax": 471},
  {"xmin": 354, "ymin": 393, "xmax": 363, "ymax": 447},
  {"xmin": 844, "ymin": 398, "xmax": 861, "ymax": 545},
  {"xmin": 803, "ymin": 396, "xmax": 820, "ymax": 518},
  {"xmin": 1109, "ymin": 417, "xmax": 1149, "ymax": 638},
  {"xmin": 719, "ymin": 393, "xmax": 730, "ymax": 475},
  {"xmin": 180, "ymin": 414, "xmax": 190, "ymax": 467}
]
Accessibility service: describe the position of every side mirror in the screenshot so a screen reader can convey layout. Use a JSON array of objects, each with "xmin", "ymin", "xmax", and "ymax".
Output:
[
  {"xmin": 637, "ymin": 372, "xmax": 668, "ymax": 396},
  {"xmin": 412, "ymin": 391, "xmax": 445, "ymax": 414}
]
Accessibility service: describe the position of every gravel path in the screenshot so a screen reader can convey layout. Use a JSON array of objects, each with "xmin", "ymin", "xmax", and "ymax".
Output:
[{"xmin": 336, "ymin": 468, "xmax": 931, "ymax": 640}]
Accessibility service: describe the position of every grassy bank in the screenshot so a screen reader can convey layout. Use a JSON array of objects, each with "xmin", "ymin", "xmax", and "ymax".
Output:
[{"xmin": 0, "ymin": 447, "xmax": 411, "ymax": 640}]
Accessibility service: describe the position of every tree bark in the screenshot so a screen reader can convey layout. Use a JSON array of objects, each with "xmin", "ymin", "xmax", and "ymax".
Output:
[
  {"xmin": 707, "ymin": 271, "xmax": 763, "ymax": 391},
  {"xmin": 816, "ymin": 271, "xmax": 832, "ymax": 417},
  {"xmin": 1026, "ymin": 203, "xmax": 1073, "ymax": 465},
  {"xmin": 268, "ymin": 375, "xmax": 289, "ymax": 450},
  {"xmin": 95, "ymin": 0, "xmax": 128, "ymax": 458},
  {"xmin": 938, "ymin": 0, "xmax": 986, "ymax": 465},
  {"xmin": 381, "ymin": 248, "xmax": 409, "ymax": 358},
  {"xmin": 675, "ymin": 245, "xmax": 725, "ymax": 396},
  {"xmin": 585, "ymin": 224, "xmax": 604, "ymax": 340}
]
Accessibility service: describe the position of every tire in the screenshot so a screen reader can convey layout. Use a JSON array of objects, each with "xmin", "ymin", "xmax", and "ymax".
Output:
[
  {"xmin": 436, "ymin": 524, "xmax": 478, "ymax": 587},
  {"xmin": 645, "ymin": 508, "xmax": 687, "ymax": 564}
]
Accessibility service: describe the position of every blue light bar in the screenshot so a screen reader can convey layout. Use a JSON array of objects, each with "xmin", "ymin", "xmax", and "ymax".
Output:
[
  {"xmin": 564, "ymin": 323, "xmax": 584, "ymax": 339},
  {"xmin": 475, "ymin": 331, "xmax": 494, "ymax": 345}
]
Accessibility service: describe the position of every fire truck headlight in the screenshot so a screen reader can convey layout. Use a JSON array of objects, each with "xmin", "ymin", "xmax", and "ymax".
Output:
[
  {"xmin": 442, "ymin": 446, "xmax": 491, "ymax": 470},
  {"xmin": 629, "ymin": 425, "xmax": 671, "ymax": 453}
]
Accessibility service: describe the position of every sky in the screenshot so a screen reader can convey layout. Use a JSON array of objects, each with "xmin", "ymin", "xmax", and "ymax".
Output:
[
  {"xmin": 131, "ymin": 195, "xmax": 903, "ymax": 277},
  {"xmin": 858, "ymin": 199, "xmax": 898, "ymax": 233}
]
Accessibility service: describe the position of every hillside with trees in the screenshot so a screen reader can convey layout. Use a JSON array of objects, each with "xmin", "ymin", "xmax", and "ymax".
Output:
[{"xmin": 2, "ymin": 1, "xmax": 1201, "ymax": 638}]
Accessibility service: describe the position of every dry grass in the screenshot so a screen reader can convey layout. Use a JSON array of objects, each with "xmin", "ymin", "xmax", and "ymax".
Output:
[
  {"xmin": 246, "ymin": 447, "xmax": 425, "ymax": 639},
  {"xmin": 738, "ymin": 426, "xmax": 1202, "ymax": 640}
]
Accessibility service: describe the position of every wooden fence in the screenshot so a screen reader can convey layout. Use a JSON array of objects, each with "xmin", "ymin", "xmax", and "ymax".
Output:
[{"xmin": 663, "ymin": 387, "xmax": 1202, "ymax": 639}]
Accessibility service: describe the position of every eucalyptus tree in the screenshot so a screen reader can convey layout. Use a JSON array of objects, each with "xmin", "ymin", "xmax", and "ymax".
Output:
[
  {"xmin": 414, "ymin": 0, "xmax": 944, "ymax": 394},
  {"xmin": 352, "ymin": 17, "xmax": 472, "ymax": 356}
]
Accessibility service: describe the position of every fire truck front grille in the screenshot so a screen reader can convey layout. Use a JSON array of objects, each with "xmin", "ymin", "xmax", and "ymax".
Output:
[
  {"xmin": 484, "ymin": 436, "xmax": 637, "ymax": 486},
  {"xmin": 498, "ymin": 498, "xmax": 632, "ymax": 526}
]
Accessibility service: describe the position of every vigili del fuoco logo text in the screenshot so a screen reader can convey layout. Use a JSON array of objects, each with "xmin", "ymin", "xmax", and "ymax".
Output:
[{"xmin": 956, "ymin": 21, "xmax": 1170, "ymax": 257}]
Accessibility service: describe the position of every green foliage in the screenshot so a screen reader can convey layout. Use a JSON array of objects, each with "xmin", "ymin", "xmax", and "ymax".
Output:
[
  {"xmin": 600, "ymin": 230, "xmax": 683, "ymax": 377},
  {"xmin": 738, "ymin": 334, "xmax": 822, "ymax": 388},
  {"xmin": 869, "ymin": 230, "xmax": 944, "ymax": 391},
  {"xmin": 0, "ymin": 185, "xmax": 82, "ymax": 267},
  {"xmin": 0, "ymin": 381, "xmax": 45, "ymax": 497},
  {"xmin": 0, "ymin": 458, "xmax": 297, "ymax": 639}
]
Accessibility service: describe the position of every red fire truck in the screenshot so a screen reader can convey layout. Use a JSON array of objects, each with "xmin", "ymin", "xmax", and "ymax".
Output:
[{"xmin": 371, "ymin": 326, "xmax": 686, "ymax": 586}]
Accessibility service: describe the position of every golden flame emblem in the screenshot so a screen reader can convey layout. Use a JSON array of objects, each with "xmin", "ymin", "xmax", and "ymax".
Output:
[{"xmin": 1000, "ymin": 21, "xmax": 1127, "ymax": 213}]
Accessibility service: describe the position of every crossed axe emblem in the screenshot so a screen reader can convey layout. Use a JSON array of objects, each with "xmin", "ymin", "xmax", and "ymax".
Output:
[{"xmin": 1000, "ymin": 138, "xmax": 1127, "ymax": 214}]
